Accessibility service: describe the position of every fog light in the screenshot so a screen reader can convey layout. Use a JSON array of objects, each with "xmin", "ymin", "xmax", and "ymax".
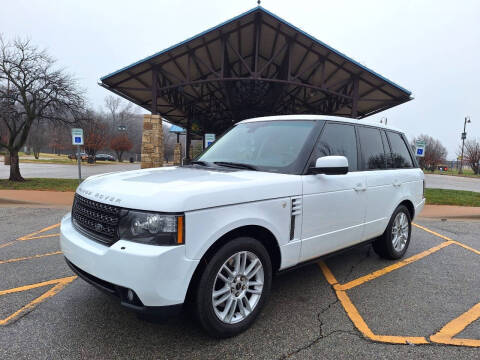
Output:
[{"xmin": 127, "ymin": 289, "xmax": 134, "ymax": 302}]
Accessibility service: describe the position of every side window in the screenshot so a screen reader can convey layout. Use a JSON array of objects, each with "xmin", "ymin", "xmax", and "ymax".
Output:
[
  {"xmin": 358, "ymin": 127, "xmax": 387, "ymax": 170},
  {"xmin": 312, "ymin": 123, "xmax": 358, "ymax": 171},
  {"xmin": 380, "ymin": 130, "xmax": 394, "ymax": 168},
  {"xmin": 387, "ymin": 131, "xmax": 414, "ymax": 168}
]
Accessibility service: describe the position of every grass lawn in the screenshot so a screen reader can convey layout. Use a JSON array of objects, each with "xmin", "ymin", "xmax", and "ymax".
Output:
[
  {"xmin": 20, "ymin": 158, "xmax": 117, "ymax": 165},
  {"xmin": 20, "ymin": 158, "xmax": 77, "ymax": 165},
  {"xmin": 0, "ymin": 178, "xmax": 80, "ymax": 192},
  {"xmin": 425, "ymin": 188, "xmax": 480, "ymax": 207}
]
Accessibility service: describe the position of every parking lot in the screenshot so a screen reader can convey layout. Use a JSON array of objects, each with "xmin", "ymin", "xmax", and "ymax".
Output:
[
  {"xmin": 0, "ymin": 206, "xmax": 479, "ymax": 359},
  {"xmin": 425, "ymin": 174, "xmax": 480, "ymax": 193},
  {"xmin": 0, "ymin": 162, "xmax": 140, "ymax": 179}
]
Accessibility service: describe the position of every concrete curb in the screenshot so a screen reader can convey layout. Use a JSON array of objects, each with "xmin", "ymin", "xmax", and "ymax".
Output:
[
  {"xmin": 0, "ymin": 190, "xmax": 74, "ymax": 207},
  {"xmin": 418, "ymin": 205, "xmax": 480, "ymax": 220}
]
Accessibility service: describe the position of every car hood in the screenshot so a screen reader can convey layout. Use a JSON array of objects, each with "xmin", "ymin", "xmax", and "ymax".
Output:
[{"xmin": 76, "ymin": 166, "xmax": 301, "ymax": 212}]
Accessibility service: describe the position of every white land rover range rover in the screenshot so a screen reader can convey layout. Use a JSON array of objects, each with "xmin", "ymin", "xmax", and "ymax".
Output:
[{"xmin": 60, "ymin": 115, "xmax": 425, "ymax": 337}]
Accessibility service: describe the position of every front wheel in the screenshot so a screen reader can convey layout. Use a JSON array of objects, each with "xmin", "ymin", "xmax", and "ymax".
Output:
[
  {"xmin": 373, "ymin": 205, "xmax": 412, "ymax": 259},
  {"xmin": 194, "ymin": 237, "xmax": 272, "ymax": 338}
]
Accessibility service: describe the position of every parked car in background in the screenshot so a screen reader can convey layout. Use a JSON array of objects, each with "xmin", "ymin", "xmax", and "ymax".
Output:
[
  {"xmin": 68, "ymin": 152, "xmax": 88, "ymax": 161},
  {"xmin": 437, "ymin": 164, "xmax": 448, "ymax": 172},
  {"xmin": 95, "ymin": 153, "xmax": 116, "ymax": 161},
  {"xmin": 61, "ymin": 115, "xmax": 425, "ymax": 338}
]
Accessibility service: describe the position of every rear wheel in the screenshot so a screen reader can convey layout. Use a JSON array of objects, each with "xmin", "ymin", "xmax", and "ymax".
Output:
[
  {"xmin": 194, "ymin": 237, "xmax": 272, "ymax": 338},
  {"xmin": 373, "ymin": 205, "xmax": 411, "ymax": 259}
]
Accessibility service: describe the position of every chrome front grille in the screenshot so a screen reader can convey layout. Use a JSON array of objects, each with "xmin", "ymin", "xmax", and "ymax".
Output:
[{"xmin": 71, "ymin": 194, "xmax": 121, "ymax": 245}]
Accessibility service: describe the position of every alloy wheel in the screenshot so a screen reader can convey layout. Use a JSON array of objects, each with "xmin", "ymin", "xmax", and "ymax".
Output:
[
  {"xmin": 391, "ymin": 212, "xmax": 409, "ymax": 252},
  {"xmin": 212, "ymin": 251, "xmax": 264, "ymax": 324}
]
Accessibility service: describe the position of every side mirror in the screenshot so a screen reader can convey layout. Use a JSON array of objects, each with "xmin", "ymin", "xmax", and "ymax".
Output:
[{"xmin": 309, "ymin": 156, "xmax": 349, "ymax": 175}]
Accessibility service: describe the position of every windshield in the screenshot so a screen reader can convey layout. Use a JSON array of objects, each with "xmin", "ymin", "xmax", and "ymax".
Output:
[{"xmin": 197, "ymin": 120, "xmax": 318, "ymax": 174}]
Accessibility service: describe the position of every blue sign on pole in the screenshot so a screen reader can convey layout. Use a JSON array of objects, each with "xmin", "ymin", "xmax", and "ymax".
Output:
[
  {"xmin": 416, "ymin": 148, "xmax": 424, "ymax": 156},
  {"xmin": 71, "ymin": 128, "xmax": 84, "ymax": 146}
]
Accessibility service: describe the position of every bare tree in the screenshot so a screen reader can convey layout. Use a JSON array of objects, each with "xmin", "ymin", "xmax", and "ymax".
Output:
[
  {"xmin": 104, "ymin": 95, "xmax": 134, "ymax": 138},
  {"xmin": 411, "ymin": 135, "xmax": 447, "ymax": 171},
  {"xmin": 104, "ymin": 95, "xmax": 121, "ymax": 135},
  {"xmin": 83, "ymin": 110, "xmax": 108, "ymax": 158},
  {"xmin": 48, "ymin": 124, "xmax": 72, "ymax": 155},
  {"xmin": 110, "ymin": 134, "xmax": 133, "ymax": 162},
  {"xmin": 26, "ymin": 122, "xmax": 47, "ymax": 159},
  {"xmin": 0, "ymin": 36, "xmax": 84, "ymax": 181},
  {"xmin": 462, "ymin": 139, "xmax": 480, "ymax": 175}
]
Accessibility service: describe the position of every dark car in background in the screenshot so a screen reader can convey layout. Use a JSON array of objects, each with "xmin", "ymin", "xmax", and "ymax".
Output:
[
  {"xmin": 95, "ymin": 153, "xmax": 116, "ymax": 161},
  {"xmin": 68, "ymin": 152, "xmax": 88, "ymax": 161}
]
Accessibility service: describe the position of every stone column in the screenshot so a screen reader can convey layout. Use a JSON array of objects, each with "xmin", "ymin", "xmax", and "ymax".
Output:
[
  {"xmin": 141, "ymin": 114, "xmax": 164, "ymax": 169},
  {"xmin": 173, "ymin": 143, "xmax": 182, "ymax": 165}
]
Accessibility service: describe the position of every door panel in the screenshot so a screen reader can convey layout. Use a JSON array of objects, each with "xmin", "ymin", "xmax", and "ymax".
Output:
[
  {"xmin": 357, "ymin": 127, "xmax": 394, "ymax": 240},
  {"xmin": 300, "ymin": 122, "xmax": 367, "ymax": 261},
  {"xmin": 363, "ymin": 170, "xmax": 396, "ymax": 239},
  {"xmin": 301, "ymin": 173, "xmax": 366, "ymax": 261}
]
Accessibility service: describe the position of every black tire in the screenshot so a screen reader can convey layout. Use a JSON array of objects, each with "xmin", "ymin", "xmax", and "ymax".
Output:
[
  {"xmin": 194, "ymin": 237, "xmax": 272, "ymax": 338},
  {"xmin": 373, "ymin": 205, "xmax": 412, "ymax": 260}
]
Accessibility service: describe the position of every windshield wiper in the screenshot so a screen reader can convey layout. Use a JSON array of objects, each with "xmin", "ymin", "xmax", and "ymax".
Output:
[
  {"xmin": 214, "ymin": 161, "xmax": 258, "ymax": 171},
  {"xmin": 190, "ymin": 160, "xmax": 209, "ymax": 166}
]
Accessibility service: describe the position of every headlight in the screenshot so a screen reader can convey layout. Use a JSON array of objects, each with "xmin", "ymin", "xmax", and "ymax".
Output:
[{"xmin": 118, "ymin": 210, "xmax": 184, "ymax": 246}]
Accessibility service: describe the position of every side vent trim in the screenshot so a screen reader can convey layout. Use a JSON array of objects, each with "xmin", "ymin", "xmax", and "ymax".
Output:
[{"xmin": 290, "ymin": 197, "xmax": 302, "ymax": 240}]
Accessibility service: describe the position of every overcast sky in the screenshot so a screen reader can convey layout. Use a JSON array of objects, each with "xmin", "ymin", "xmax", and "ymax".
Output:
[{"xmin": 1, "ymin": 0, "xmax": 479, "ymax": 158}]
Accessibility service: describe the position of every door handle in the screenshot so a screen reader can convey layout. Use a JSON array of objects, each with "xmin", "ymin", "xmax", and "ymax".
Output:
[
  {"xmin": 354, "ymin": 183, "xmax": 367, "ymax": 192},
  {"xmin": 393, "ymin": 180, "xmax": 402, "ymax": 187}
]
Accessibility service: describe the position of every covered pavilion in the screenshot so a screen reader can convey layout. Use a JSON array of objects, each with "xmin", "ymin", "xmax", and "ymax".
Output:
[{"xmin": 100, "ymin": 6, "xmax": 412, "ymax": 167}]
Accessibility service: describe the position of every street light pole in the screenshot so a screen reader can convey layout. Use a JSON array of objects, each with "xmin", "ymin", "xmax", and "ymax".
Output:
[{"xmin": 459, "ymin": 116, "xmax": 471, "ymax": 174}]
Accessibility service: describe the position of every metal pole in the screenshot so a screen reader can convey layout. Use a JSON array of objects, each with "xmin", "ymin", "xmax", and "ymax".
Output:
[
  {"xmin": 459, "ymin": 116, "xmax": 469, "ymax": 175},
  {"xmin": 77, "ymin": 145, "xmax": 82, "ymax": 180}
]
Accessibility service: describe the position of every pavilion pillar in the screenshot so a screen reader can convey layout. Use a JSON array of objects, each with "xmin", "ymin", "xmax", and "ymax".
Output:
[
  {"xmin": 173, "ymin": 143, "xmax": 182, "ymax": 165},
  {"xmin": 141, "ymin": 114, "xmax": 164, "ymax": 169},
  {"xmin": 185, "ymin": 115, "xmax": 192, "ymax": 164}
]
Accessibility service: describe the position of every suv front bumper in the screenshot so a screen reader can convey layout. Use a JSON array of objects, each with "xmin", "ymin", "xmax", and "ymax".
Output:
[{"xmin": 60, "ymin": 213, "xmax": 199, "ymax": 308}]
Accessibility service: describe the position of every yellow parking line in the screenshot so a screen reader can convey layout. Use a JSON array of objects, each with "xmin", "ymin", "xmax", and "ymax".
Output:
[
  {"xmin": 0, "ymin": 223, "xmax": 61, "ymax": 250},
  {"xmin": 318, "ymin": 260, "xmax": 338, "ymax": 286},
  {"xmin": 17, "ymin": 223, "xmax": 60, "ymax": 241},
  {"xmin": 319, "ymin": 223, "xmax": 480, "ymax": 347},
  {"xmin": 412, "ymin": 223, "xmax": 453, "ymax": 241},
  {"xmin": 450, "ymin": 241, "xmax": 480, "ymax": 256},
  {"xmin": 0, "ymin": 277, "xmax": 75, "ymax": 296},
  {"xmin": 0, "ymin": 276, "xmax": 77, "ymax": 326},
  {"xmin": 0, "ymin": 251, "xmax": 62, "ymax": 265},
  {"xmin": 413, "ymin": 223, "xmax": 480, "ymax": 255},
  {"xmin": 0, "ymin": 241, "xmax": 16, "ymax": 249},
  {"xmin": 20, "ymin": 233, "xmax": 60, "ymax": 241},
  {"xmin": 430, "ymin": 303, "xmax": 480, "ymax": 347},
  {"xmin": 318, "ymin": 261, "xmax": 429, "ymax": 345},
  {"xmin": 335, "ymin": 241, "xmax": 453, "ymax": 291}
]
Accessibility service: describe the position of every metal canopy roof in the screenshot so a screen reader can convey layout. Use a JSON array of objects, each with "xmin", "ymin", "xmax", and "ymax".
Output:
[
  {"xmin": 100, "ymin": 6, "xmax": 412, "ymax": 134},
  {"xmin": 169, "ymin": 124, "xmax": 186, "ymax": 134}
]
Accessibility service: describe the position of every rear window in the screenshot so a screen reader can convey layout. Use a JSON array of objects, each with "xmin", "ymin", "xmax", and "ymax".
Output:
[
  {"xmin": 358, "ymin": 127, "xmax": 387, "ymax": 170},
  {"xmin": 386, "ymin": 131, "xmax": 414, "ymax": 168}
]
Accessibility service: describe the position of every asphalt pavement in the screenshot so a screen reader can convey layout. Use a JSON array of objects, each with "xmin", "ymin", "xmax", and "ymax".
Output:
[
  {"xmin": 425, "ymin": 174, "xmax": 480, "ymax": 193},
  {"xmin": 0, "ymin": 162, "xmax": 140, "ymax": 179},
  {"xmin": 0, "ymin": 206, "xmax": 479, "ymax": 359}
]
